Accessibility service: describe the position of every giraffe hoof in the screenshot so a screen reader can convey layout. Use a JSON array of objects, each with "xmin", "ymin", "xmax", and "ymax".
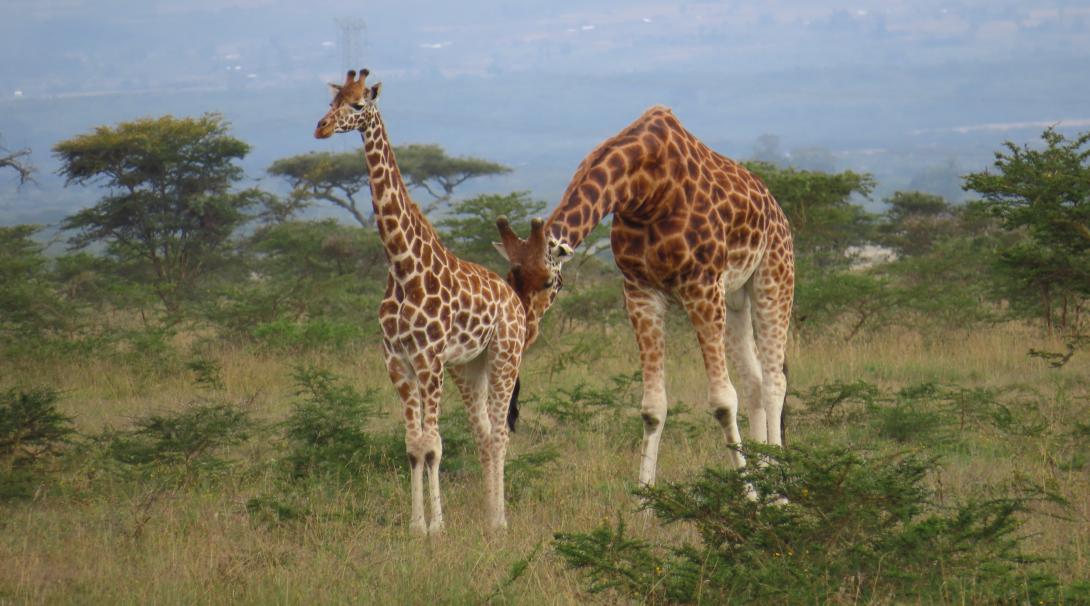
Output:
[
  {"xmin": 427, "ymin": 519, "xmax": 446, "ymax": 536},
  {"xmin": 409, "ymin": 521, "xmax": 428, "ymax": 536},
  {"xmin": 743, "ymin": 482, "xmax": 759, "ymax": 502}
]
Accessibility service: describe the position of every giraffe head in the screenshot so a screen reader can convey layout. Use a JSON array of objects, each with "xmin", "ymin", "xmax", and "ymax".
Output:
[
  {"xmin": 314, "ymin": 69, "xmax": 382, "ymax": 139},
  {"xmin": 493, "ymin": 218, "xmax": 573, "ymax": 346}
]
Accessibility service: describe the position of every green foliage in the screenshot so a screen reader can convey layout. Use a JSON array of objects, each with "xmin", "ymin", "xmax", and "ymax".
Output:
[
  {"xmin": 0, "ymin": 225, "xmax": 73, "ymax": 340},
  {"xmin": 437, "ymin": 191, "xmax": 545, "ymax": 269},
  {"xmin": 555, "ymin": 444, "xmax": 1085, "ymax": 605},
  {"xmin": 283, "ymin": 366, "xmax": 399, "ymax": 480},
  {"xmin": 1, "ymin": 388, "xmax": 75, "ymax": 498},
  {"xmin": 185, "ymin": 356, "xmax": 225, "ymax": 391},
  {"xmin": 879, "ymin": 191, "xmax": 957, "ymax": 257},
  {"xmin": 746, "ymin": 162, "xmax": 876, "ymax": 267},
  {"xmin": 796, "ymin": 379, "xmax": 1048, "ymax": 446},
  {"xmin": 55, "ymin": 114, "xmax": 262, "ymax": 312},
  {"xmin": 205, "ymin": 219, "xmax": 385, "ymax": 346},
  {"xmin": 794, "ymin": 263, "xmax": 897, "ymax": 341},
  {"xmin": 106, "ymin": 402, "xmax": 253, "ymax": 476},
  {"xmin": 252, "ymin": 318, "xmax": 365, "ymax": 352},
  {"xmin": 553, "ymin": 280, "xmax": 627, "ymax": 330},
  {"xmin": 964, "ymin": 128, "xmax": 1090, "ymax": 332}
]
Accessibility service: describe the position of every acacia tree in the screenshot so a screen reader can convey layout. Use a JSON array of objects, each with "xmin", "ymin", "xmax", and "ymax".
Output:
[
  {"xmin": 879, "ymin": 191, "xmax": 956, "ymax": 257},
  {"xmin": 268, "ymin": 151, "xmax": 371, "ymax": 226},
  {"xmin": 395, "ymin": 144, "xmax": 511, "ymax": 212},
  {"xmin": 964, "ymin": 128, "xmax": 1090, "ymax": 333},
  {"xmin": 0, "ymin": 136, "xmax": 34, "ymax": 185},
  {"xmin": 55, "ymin": 114, "xmax": 262, "ymax": 312},
  {"xmin": 268, "ymin": 144, "xmax": 511, "ymax": 224}
]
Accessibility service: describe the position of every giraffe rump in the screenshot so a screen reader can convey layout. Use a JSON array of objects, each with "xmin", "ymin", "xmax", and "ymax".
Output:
[{"xmin": 506, "ymin": 376, "xmax": 521, "ymax": 432}]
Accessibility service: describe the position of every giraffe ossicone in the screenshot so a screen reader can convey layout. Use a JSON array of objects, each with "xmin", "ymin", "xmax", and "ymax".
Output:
[
  {"xmin": 497, "ymin": 105, "xmax": 795, "ymax": 490},
  {"xmin": 315, "ymin": 69, "xmax": 528, "ymax": 535}
]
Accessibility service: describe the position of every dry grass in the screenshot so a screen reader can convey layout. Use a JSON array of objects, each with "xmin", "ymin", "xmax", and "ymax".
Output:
[{"xmin": 1, "ymin": 323, "xmax": 1088, "ymax": 604}]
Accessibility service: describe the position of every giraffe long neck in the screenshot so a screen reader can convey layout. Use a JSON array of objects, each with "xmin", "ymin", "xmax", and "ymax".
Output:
[
  {"xmin": 361, "ymin": 113, "xmax": 446, "ymax": 279},
  {"xmin": 544, "ymin": 142, "xmax": 630, "ymax": 250},
  {"xmin": 546, "ymin": 109, "xmax": 680, "ymax": 250}
]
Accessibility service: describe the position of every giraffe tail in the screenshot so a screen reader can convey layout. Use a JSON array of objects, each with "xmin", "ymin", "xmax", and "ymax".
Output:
[
  {"xmin": 780, "ymin": 359, "xmax": 789, "ymax": 447},
  {"xmin": 506, "ymin": 376, "xmax": 521, "ymax": 432}
]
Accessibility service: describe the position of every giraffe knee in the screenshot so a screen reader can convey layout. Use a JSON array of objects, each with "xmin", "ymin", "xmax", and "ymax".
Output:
[
  {"xmin": 641, "ymin": 412, "xmax": 660, "ymax": 431},
  {"xmin": 408, "ymin": 453, "xmax": 419, "ymax": 468}
]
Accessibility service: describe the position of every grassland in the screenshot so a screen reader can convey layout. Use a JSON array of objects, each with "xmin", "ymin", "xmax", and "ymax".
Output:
[{"xmin": 1, "ymin": 321, "xmax": 1088, "ymax": 605}]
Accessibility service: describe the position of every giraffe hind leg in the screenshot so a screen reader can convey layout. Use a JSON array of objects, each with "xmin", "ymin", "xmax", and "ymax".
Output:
[
  {"xmin": 750, "ymin": 261, "xmax": 792, "ymax": 448},
  {"xmin": 724, "ymin": 285, "xmax": 766, "ymax": 443}
]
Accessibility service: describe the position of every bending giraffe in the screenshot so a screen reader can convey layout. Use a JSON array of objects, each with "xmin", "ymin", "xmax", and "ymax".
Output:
[
  {"xmin": 315, "ymin": 69, "xmax": 526, "ymax": 534},
  {"xmin": 495, "ymin": 106, "xmax": 794, "ymax": 487}
]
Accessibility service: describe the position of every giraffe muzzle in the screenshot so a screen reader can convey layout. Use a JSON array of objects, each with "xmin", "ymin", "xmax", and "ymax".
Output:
[{"xmin": 314, "ymin": 118, "xmax": 333, "ymax": 139}]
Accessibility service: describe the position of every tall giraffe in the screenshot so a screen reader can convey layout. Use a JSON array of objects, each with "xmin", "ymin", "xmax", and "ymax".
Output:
[
  {"xmin": 315, "ymin": 69, "xmax": 526, "ymax": 534},
  {"xmin": 496, "ymin": 106, "xmax": 794, "ymax": 487}
]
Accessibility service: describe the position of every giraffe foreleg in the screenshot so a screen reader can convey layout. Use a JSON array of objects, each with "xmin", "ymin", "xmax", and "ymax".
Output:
[
  {"xmin": 624, "ymin": 282, "xmax": 670, "ymax": 487},
  {"xmin": 410, "ymin": 352, "xmax": 446, "ymax": 535},
  {"xmin": 383, "ymin": 345, "xmax": 428, "ymax": 535}
]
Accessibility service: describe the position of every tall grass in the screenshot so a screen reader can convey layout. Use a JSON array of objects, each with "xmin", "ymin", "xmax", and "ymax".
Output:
[{"xmin": 0, "ymin": 323, "xmax": 1087, "ymax": 604}]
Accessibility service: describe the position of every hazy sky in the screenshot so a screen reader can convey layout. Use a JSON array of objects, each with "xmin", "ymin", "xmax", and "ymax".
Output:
[{"xmin": 2, "ymin": 1, "xmax": 1088, "ymax": 223}]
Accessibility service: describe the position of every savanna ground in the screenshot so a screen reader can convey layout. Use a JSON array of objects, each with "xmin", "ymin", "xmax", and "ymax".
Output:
[{"xmin": 2, "ymin": 318, "xmax": 1088, "ymax": 605}]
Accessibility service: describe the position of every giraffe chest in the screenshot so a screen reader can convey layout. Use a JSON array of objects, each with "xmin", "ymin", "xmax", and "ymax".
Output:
[{"xmin": 379, "ymin": 281, "xmax": 498, "ymax": 362}]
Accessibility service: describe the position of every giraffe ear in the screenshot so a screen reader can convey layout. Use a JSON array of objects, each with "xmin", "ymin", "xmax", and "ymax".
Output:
[
  {"xmin": 328, "ymin": 82, "xmax": 343, "ymax": 95},
  {"xmin": 370, "ymin": 82, "xmax": 382, "ymax": 100},
  {"xmin": 492, "ymin": 241, "xmax": 511, "ymax": 262}
]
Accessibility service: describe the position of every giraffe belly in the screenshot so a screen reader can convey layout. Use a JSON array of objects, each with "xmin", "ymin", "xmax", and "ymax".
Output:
[{"xmin": 611, "ymin": 217, "xmax": 763, "ymax": 293}]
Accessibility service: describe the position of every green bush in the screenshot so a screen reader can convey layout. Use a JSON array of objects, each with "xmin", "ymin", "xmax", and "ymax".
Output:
[
  {"xmin": 0, "ymin": 387, "xmax": 75, "ymax": 499},
  {"xmin": 253, "ymin": 318, "xmax": 365, "ymax": 352},
  {"xmin": 283, "ymin": 366, "xmax": 399, "ymax": 479},
  {"xmin": 106, "ymin": 402, "xmax": 253, "ymax": 478},
  {"xmin": 555, "ymin": 444, "xmax": 1088, "ymax": 605}
]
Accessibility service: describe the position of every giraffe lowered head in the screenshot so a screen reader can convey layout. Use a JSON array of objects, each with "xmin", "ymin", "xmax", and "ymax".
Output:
[
  {"xmin": 494, "ymin": 217, "xmax": 573, "ymax": 346},
  {"xmin": 314, "ymin": 69, "xmax": 383, "ymax": 139}
]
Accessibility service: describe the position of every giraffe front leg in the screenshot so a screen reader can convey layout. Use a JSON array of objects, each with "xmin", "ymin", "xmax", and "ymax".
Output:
[
  {"xmin": 384, "ymin": 347, "xmax": 428, "ymax": 535},
  {"xmin": 624, "ymin": 282, "xmax": 670, "ymax": 488},
  {"xmin": 412, "ymin": 355, "xmax": 446, "ymax": 535}
]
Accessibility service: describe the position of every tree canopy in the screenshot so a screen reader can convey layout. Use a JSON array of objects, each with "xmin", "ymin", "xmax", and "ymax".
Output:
[
  {"xmin": 964, "ymin": 128, "xmax": 1090, "ymax": 333},
  {"xmin": 268, "ymin": 151, "xmax": 372, "ymax": 227},
  {"xmin": 268, "ymin": 144, "xmax": 512, "ymax": 223},
  {"xmin": 395, "ymin": 144, "xmax": 511, "ymax": 211},
  {"xmin": 55, "ymin": 114, "xmax": 262, "ymax": 311}
]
